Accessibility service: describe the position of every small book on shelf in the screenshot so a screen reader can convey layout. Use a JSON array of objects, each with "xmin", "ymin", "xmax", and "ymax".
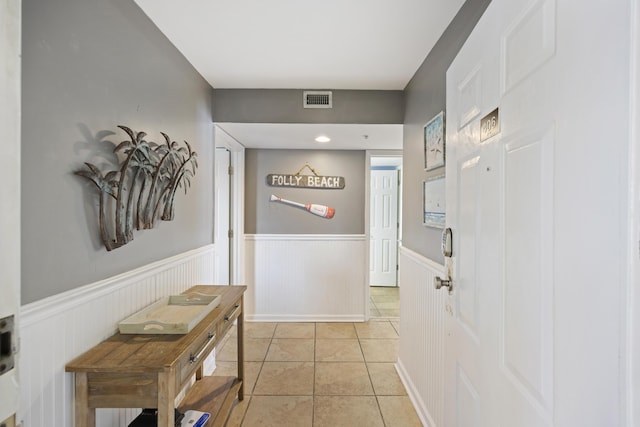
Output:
[
  {"xmin": 128, "ymin": 408, "xmax": 185, "ymax": 427},
  {"xmin": 181, "ymin": 410, "xmax": 211, "ymax": 427}
]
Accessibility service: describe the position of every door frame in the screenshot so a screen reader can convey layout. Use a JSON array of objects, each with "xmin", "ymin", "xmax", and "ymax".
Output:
[
  {"xmin": 214, "ymin": 125, "xmax": 245, "ymax": 285},
  {"xmin": 214, "ymin": 146, "xmax": 232, "ymax": 284},
  {"xmin": 0, "ymin": 0, "xmax": 21, "ymax": 423},
  {"xmin": 626, "ymin": 0, "xmax": 640, "ymax": 423},
  {"xmin": 365, "ymin": 150, "xmax": 402, "ymax": 317}
]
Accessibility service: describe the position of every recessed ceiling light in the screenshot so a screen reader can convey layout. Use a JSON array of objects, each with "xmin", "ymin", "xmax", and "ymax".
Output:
[{"xmin": 315, "ymin": 135, "xmax": 331, "ymax": 143}]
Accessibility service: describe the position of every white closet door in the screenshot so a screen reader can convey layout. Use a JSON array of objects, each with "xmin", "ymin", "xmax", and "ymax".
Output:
[{"xmin": 370, "ymin": 169, "xmax": 399, "ymax": 287}]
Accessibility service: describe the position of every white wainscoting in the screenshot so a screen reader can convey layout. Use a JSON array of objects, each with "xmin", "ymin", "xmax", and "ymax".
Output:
[
  {"xmin": 396, "ymin": 246, "xmax": 447, "ymax": 427},
  {"xmin": 244, "ymin": 234, "xmax": 367, "ymax": 322},
  {"xmin": 18, "ymin": 245, "xmax": 215, "ymax": 427}
]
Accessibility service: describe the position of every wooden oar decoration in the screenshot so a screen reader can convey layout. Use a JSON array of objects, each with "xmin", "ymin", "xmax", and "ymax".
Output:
[{"xmin": 270, "ymin": 194, "xmax": 335, "ymax": 219}]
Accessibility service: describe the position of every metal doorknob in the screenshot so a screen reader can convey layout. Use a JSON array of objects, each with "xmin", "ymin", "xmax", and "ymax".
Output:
[{"xmin": 434, "ymin": 277, "xmax": 452, "ymax": 290}]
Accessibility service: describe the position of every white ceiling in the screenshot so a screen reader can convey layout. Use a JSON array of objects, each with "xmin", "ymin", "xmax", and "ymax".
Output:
[
  {"xmin": 135, "ymin": 0, "xmax": 466, "ymax": 149},
  {"xmin": 217, "ymin": 123, "xmax": 404, "ymax": 150}
]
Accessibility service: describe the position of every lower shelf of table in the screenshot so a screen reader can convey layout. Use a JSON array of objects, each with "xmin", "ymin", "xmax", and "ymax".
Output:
[{"xmin": 177, "ymin": 376, "xmax": 243, "ymax": 427}]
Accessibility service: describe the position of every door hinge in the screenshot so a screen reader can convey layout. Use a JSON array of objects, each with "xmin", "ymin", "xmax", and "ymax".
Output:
[
  {"xmin": 228, "ymin": 165, "xmax": 234, "ymax": 176},
  {"xmin": 228, "ymin": 229, "xmax": 234, "ymax": 238}
]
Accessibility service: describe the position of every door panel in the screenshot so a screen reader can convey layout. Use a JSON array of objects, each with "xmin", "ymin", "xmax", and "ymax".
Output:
[
  {"xmin": 444, "ymin": 31, "xmax": 490, "ymax": 427},
  {"xmin": 456, "ymin": 365, "xmax": 481, "ymax": 427},
  {"xmin": 456, "ymin": 155, "xmax": 480, "ymax": 338},
  {"xmin": 502, "ymin": 129, "xmax": 554, "ymax": 413},
  {"xmin": 456, "ymin": 65, "xmax": 483, "ymax": 130},
  {"xmin": 501, "ymin": 0, "xmax": 556, "ymax": 95}
]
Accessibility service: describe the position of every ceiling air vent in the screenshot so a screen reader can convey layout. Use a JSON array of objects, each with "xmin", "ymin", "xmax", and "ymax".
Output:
[{"xmin": 303, "ymin": 91, "xmax": 332, "ymax": 109}]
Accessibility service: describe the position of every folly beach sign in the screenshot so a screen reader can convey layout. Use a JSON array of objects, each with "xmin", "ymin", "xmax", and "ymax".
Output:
[
  {"xmin": 267, "ymin": 174, "xmax": 345, "ymax": 189},
  {"xmin": 267, "ymin": 162, "xmax": 345, "ymax": 189}
]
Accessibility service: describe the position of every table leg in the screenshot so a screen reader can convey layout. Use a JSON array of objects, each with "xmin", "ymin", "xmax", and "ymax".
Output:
[
  {"xmin": 237, "ymin": 297, "xmax": 244, "ymax": 401},
  {"xmin": 75, "ymin": 372, "xmax": 95, "ymax": 427},
  {"xmin": 196, "ymin": 364, "xmax": 203, "ymax": 380},
  {"xmin": 157, "ymin": 371, "xmax": 176, "ymax": 427}
]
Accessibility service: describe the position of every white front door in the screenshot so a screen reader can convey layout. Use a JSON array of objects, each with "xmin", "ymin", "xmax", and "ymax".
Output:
[
  {"xmin": 443, "ymin": 0, "xmax": 628, "ymax": 425},
  {"xmin": 370, "ymin": 169, "xmax": 399, "ymax": 286},
  {"xmin": 215, "ymin": 147, "xmax": 231, "ymax": 284}
]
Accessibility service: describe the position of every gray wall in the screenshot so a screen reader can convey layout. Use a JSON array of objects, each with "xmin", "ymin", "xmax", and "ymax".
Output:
[
  {"xmin": 213, "ymin": 89, "xmax": 404, "ymax": 124},
  {"xmin": 402, "ymin": 0, "xmax": 491, "ymax": 262},
  {"xmin": 245, "ymin": 150, "xmax": 365, "ymax": 234},
  {"xmin": 22, "ymin": 0, "xmax": 214, "ymax": 303}
]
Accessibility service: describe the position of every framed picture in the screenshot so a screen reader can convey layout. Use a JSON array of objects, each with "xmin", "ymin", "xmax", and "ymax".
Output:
[
  {"xmin": 423, "ymin": 175, "xmax": 446, "ymax": 228},
  {"xmin": 424, "ymin": 111, "xmax": 445, "ymax": 171}
]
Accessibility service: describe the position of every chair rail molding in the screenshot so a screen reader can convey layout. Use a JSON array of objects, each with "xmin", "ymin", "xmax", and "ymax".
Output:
[{"xmin": 18, "ymin": 245, "xmax": 215, "ymax": 427}]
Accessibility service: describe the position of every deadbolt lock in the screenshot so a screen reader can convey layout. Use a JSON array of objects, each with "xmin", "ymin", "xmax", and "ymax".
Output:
[{"xmin": 434, "ymin": 276, "xmax": 452, "ymax": 291}]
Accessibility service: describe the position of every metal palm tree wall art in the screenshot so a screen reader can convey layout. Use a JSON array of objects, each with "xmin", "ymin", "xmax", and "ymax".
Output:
[{"xmin": 75, "ymin": 125, "xmax": 198, "ymax": 251}]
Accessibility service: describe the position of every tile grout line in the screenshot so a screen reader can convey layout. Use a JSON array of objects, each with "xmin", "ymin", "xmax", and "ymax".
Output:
[
  {"xmin": 237, "ymin": 323, "xmax": 275, "ymax": 426},
  {"xmin": 312, "ymin": 322, "xmax": 317, "ymax": 426},
  {"xmin": 360, "ymin": 320, "xmax": 389, "ymax": 427}
]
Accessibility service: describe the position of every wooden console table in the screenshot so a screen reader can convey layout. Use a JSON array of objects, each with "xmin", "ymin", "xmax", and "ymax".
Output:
[{"xmin": 66, "ymin": 285, "xmax": 246, "ymax": 427}]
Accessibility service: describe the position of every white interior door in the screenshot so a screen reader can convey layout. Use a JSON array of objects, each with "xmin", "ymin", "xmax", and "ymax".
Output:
[
  {"xmin": 370, "ymin": 169, "xmax": 399, "ymax": 286},
  {"xmin": 443, "ymin": 0, "xmax": 628, "ymax": 425},
  {"xmin": 215, "ymin": 147, "xmax": 231, "ymax": 284},
  {"xmin": 0, "ymin": 0, "xmax": 20, "ymax": 423}
]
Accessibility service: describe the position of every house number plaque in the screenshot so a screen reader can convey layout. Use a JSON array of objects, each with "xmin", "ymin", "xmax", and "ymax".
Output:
[{"xmin": 480, "ymin": 107, "xmax": 500, "ymax": 142}]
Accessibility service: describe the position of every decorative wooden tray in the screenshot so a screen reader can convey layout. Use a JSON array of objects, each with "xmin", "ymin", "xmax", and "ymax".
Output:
[{"xmin": 118, "ymin": 293, "xmax": 222, "ymax": 334}]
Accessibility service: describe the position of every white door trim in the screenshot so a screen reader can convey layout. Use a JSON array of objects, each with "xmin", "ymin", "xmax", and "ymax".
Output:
[
  {"xmin": 626, "ymin": 0, "xmax": 640, "ymax": 424},
  {"xmin": 0, "ymin": 0, "xmax": 21, "ymax": 422},
  {"xmin": 214, "ymin": 125, "xmax": 245, "ymax": 285},
  {"xmin": 214, "ymin": 147, "xmax": 231, "ymax": 284}
]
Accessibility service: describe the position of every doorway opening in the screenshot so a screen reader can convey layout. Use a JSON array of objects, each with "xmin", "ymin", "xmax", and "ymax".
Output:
[
  {"xmin": 369, "ymin": 154, "xmax": 402, "ymax": 318},
  {"xmin": 214, "ymin": 125, "xmax": 245, "ymax": 286}
]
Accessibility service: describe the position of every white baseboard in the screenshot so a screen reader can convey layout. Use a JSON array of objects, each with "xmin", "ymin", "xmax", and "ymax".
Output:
[
  {"xmin": 396, "ymin": 359, "xmax": 436, "ymax": 427},
  {"xmin": 247, "ymin": 314, "xmax": 366, "ymax": 323}
]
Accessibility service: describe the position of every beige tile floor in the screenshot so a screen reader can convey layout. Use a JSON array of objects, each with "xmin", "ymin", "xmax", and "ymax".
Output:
[
  {"xmin": 212, "ymin": 318, "xmax": 421, "ymax": 427},
  {"xmin": 369, "ymin": 286, "xmax": 400, "ymax": 318}
]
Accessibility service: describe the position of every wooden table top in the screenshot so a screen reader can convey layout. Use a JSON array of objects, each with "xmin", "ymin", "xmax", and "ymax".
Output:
[{"xmin": 65, "ymin": 285, "xmax": 246, "ymax": 373}]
